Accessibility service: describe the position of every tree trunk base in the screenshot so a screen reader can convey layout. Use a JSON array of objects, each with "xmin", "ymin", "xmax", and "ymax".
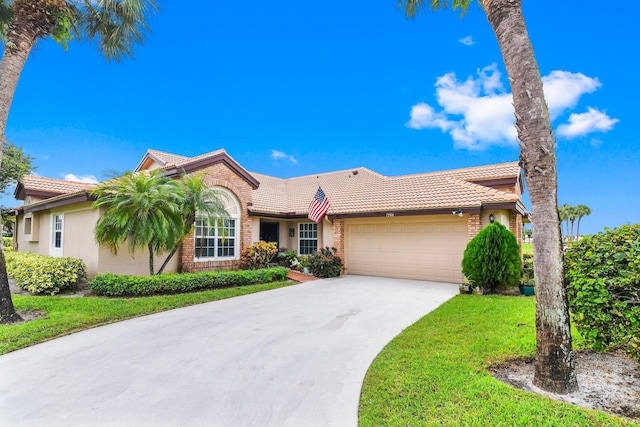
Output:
[{"xmin": 0, "ymin": 311, "xmax": 23, "ymax": 324}]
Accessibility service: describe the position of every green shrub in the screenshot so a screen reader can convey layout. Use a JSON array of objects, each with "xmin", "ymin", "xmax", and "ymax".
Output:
[
  {"xmin": 461, "ymin": 222, "xmax": 521, "ymax": 293},
  {"xmin": 521, "ymin": 253, "xmax": 534, "ymax": 285},
  {"xmin": 565, "ymin": 224, "xmax": 640, "ymax": 361},
  {"xmin": 307, "ymin": 247, "xmax": 343, "ymax": 278},
  {"xmin": 5, "ymin": 251, "xmax": 87, "ymax": 295},
  {"xmin": 89, "ymin": 267, "xmax": 288, "ymax": 297},
  {"xmin": 2, "ymin": 237, "xmax": 12, "ymax": 248},
  {"xmin": 240, "ymin": 241, "xmax": 278, "ymax": 269}
]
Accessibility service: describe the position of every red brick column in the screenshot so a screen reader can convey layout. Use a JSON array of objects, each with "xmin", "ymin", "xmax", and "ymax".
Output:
[
  {"xmin": 332, "ymin": 218, "xmax": 345, "ymax": 260},
  {"xmin": 509, "ymin": 212, "xmax": 523, "ymax": 247},
  {"xmin": 467, "ymin": 213, "xmax": 481, "ymax": 241}
]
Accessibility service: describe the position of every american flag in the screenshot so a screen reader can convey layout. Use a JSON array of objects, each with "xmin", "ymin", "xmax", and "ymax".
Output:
[{"xmin": 308, "ymin": 186, "xmax": 330, "ymax": 222}]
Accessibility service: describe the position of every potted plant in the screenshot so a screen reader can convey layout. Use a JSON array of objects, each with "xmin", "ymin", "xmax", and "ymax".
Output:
[
  {"xmin": 298, "ymin": 256, "xmax": 310, "ymax": 274},
  {"xmin": 519, "ymin": 253, "xmax": 535, "ymax": 296},
  {"xmin": 459, "ymin": 278, "xmax": 473, "ymax": 294}
]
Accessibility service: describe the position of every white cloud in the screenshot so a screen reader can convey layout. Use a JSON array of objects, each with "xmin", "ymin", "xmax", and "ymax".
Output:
[
  {"xmin": 459, "ymin": 36, "xmax": 474, "ymax": 46},
  {"xmin": 64, "ymin": 174, "xmax": 99, "ymax": 184},
  {"xmin": 556, "ymin": 107, "xmax": 619, "ymax": 138},
  {"xmin": 271, "ymin": 150, "xmax": 298, "ymax": 164},
  {"xmin": 407, "ymin": 64, "xmax": 617, "ymax": 149},
  {"xmin": 541, "ymin": 71, "xmax": 601, "ymax": 119}
]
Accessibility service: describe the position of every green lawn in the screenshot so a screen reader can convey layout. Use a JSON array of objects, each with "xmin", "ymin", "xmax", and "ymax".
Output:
[
  {"xmin": 0, "ymin": 281, "xmax": 294, "ymax": 355},
  {"xmin": 359, "ymin": 295, "xmax": 637, "ymax": 427},
  {"xmin": 522, "ymin": 242, "xmax": 533, "ymax": 254}
]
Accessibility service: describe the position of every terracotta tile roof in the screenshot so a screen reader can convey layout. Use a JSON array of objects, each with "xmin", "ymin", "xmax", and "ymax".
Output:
[
  {"xmin": 250, "ymin": 162, "xmax": 521, "ymax": 215},
  {"xmin": 147, "ymin": 149, "xmax": 190, "ymax": 167},
  {"xmin": 21, "ymin": 175, "xmax": 96, "ymax": 195},
  {"xmin": 173, "ymin": 149, "xmax": 227, "ymax": 166}
]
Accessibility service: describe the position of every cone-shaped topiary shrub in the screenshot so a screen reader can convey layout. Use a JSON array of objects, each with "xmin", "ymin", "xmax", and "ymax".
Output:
[{"xmin": 461, "ymin": 221, "xmax": 521, "ymax": 293}]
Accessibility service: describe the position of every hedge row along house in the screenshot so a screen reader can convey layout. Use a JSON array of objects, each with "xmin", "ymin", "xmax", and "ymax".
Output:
[{"xmin": 11, "ymin": 149, "xmax": 527, "ymax": 282}]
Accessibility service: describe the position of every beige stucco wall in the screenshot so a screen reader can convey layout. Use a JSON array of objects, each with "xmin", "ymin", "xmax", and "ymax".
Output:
[
  {"xmin": 14, "ymin": 203, "xmax": 179, "ymax": 278},
  {"xmin": 15, "ymin": 210, "xmax": 51, "ymax": 255},
  {"xmin": 97, "ymin": 243, "xmax": 179, "ymax": 277},
  {"xmin": 52, "ymin": 203, "xmax": 100, "ymax": 277},
  {"xmin": 481, "ymin": 210, "xmax": 510, "ymax": 229}
]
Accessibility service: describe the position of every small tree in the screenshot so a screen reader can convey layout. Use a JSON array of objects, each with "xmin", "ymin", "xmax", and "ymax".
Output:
[
  {"xmin": 92, "ymin": 170, "xmax": 184, "ymax": 276},
  {"xmin": 461, "ymin": 222, "xmax": 521, "ymax": 293}
]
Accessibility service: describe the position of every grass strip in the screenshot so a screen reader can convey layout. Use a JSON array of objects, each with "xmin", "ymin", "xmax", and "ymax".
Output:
[
  {"xmin": 359, "ymin": 295, "xmax": 637, "ymax": 427},
  {"xmin": 0, "ymin": 281, "xmax": 294, "ymax": 355}
]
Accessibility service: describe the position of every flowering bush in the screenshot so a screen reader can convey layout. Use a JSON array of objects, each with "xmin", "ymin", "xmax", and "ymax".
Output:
[
  {"xmin": 240, "ymin": 241, "xmax": 278, "ymax": 270},
  {"xmin": 5, "ymin": 251, "xmax": 87, "ymax": 295},
  {"xmin": 307, "ymin": 247, "xmax": 344, "ymax": 278}
]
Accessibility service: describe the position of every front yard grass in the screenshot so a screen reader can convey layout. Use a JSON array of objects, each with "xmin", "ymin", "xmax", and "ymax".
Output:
[
  {"xmin": 0, "ymin": 281, "xmax": 294, "ymax": 356},
  {"xmin": 359, "ymin": 295, "xmax": 636, "ymax": 427},
  {"xmin": 522, "ymin": 242, "xmax": 533, "ymax": 254}
]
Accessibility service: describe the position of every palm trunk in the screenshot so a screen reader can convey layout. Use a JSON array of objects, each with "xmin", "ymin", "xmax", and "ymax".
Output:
[
  {"xmin": 483, "ymin": 0, "xmax": 578, "ymax": 393},
  {"xmin": 157, "ymin": 246, "xmax": 178, "ymax": 275},
  {"xmin": 0, "ymin": 21, "xmax": 38, "ymax": 323},
  {"xmin": 148, "ymin": 242, "xmax": 155, "ymax": 276},
  {"xmin": 570, "ymin": 219, "xmax": 575, "ymax": 242},
  {"xmin": 576, "ymin": 217, "xmax": 582, "ymax": 241}
]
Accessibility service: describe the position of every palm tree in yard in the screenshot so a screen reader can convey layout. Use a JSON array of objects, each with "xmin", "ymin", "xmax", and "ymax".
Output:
[
  {"xmin": 574, "ymin": 204, "xmax": 591, "ymax": 241},
  {"xmin": 92, "ymin": 171, "xmax": 184, "ymax": 276},
  {"xmin": 400, "ymin": 0, "xmax": 578, "ymax": 393},
  {"xmin": 155, "ymin": 172, "xmax": 229, "ymax": 275},
  {"xmin": 558, "ymin": 204, "xmax": 569, "ymax": 240},
  {"xmin": 0, "ymin": 0, "xmax": 158, "ymax": 322}
]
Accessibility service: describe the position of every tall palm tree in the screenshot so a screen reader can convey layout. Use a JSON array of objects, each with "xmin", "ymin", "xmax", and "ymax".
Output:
[
  {"xmin": 400, "ymin": 0, "xmax": 577, "ymax": 392},
  {"xmin": 574, "ymin": 204, "xmax": 591, "ymax": 241},
  {"xmin": 567, "ymin": 205, "xmax": 578, "ymax": 242},
  {"xmin": 558, "ymin": 204, "xmax": 570, "ymax": 241},
  {"xmin": 92, "ymin": 170, "xmax": 184, "ymax": 276},
  {"xmin": 0, "ymin": 0, "xmax": 158, "ymax": 322},
  {"xmin": 155, "ymin": 172, "xmax": 230, "ymax": 275}
]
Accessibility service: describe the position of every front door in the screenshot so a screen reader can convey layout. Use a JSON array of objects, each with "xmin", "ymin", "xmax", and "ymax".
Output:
[{"xmin": 259, "ymin": 222, "xmax": 280, "ymax": 263}]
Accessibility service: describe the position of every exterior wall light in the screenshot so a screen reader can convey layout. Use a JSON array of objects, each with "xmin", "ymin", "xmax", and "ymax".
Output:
[{"xmin": 489, "ymin": 213, "xmax": 495, "ymax": 223}]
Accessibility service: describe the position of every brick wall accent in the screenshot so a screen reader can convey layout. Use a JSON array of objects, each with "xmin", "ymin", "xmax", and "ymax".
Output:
[
  {"xmin": 180, "ymin": 163, "xmax": 254, "ymax": 273},
  {"xmin": 467, "ymin": 213, "xmax": 481, "ymax": 241},
  {"xmin": 509, "ymin": 211, "xmax": 523, "ymax": 247},
  {"xmin": 332, "ymin": 218, "xmax": 344, "ymax": 259}
]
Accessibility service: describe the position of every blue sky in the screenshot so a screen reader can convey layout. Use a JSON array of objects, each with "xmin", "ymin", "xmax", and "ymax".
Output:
[{"xmin": 2, "ymin": 1, "xmax": 638, "ymax": 235}]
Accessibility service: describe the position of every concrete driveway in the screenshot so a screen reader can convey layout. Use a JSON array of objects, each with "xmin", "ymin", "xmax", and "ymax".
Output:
[{"xmin": 0, "ymin": 275, "xmax": 458, "ymax": 426}]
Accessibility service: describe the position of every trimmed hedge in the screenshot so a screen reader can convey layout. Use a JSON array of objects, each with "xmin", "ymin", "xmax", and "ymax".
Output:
[
  {"xmin": 565, "ymin": 224, "xmax": 640, "ymax": 361},
  {"xmin": 89, "ymin": 267, "xmax": 288, "ymax": 297},
  {"xmin": 3, "ymin": 237, "xmax": 12, "ymax": 248},
  {"xmin": 5, "ymin": 251, "xmax": 87, "ymax": 295}
]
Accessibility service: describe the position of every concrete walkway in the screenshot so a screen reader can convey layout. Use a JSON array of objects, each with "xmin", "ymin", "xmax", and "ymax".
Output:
[{"xmin": 0, "ymin": 276, "xmax": 458, "ymax": 427}]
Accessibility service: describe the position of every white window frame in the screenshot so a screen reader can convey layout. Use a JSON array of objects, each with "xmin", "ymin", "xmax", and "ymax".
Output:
[
  {"xmin": 194, "ymin": 217, "xmax": 239, "ymax": 261},
  {"xmin": 193, "ymin": 187, "xmax": 241, "ymax": 262},
  {"xmin": 298, "ymin": 222, "xmax": 318, "ymax": 255},
  {"xmin": 50, "ymin": 213, "xmax": 64, "ymax": 257}
]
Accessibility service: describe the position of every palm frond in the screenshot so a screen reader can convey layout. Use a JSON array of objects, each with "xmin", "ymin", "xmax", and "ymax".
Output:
[
  {"xmin": 0, "ymin": 0, "xmax": 15, "ymax": 41},
  {"xmin": 76, "ymin": 0, "xmax": 159, "ymax": 62}
]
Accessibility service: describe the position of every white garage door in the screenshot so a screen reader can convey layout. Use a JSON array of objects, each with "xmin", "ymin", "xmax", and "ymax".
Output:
[{"xmin": 345, "ymin": 215, "xmax": 467, "ymax": 283}]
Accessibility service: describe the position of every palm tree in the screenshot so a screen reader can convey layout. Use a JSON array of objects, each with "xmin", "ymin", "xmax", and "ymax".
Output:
[
  {"xmin": 574, "ymin": 204, "xmax": 591, "ymax": 241},
  {"xmin": 92, "ymin": 171, "xmax": 184, "ymax": 276},
  {"xmin": 155, "ymin": 172, "xmax": 230, "ymax": 275},
  {"xmin": 400, "ymin": 0, "xmax": 577, "ymax": 392},
  {"xmin": 0, "ymin": 0, "xmax": 158, "ymax": 322},
  {"xmin": 558, "ymin": 204, "xmax": 570, "ymax": 241},
  {"xmin": 567, "ymin": 205, "xmax": 578, "ymax": 242}
]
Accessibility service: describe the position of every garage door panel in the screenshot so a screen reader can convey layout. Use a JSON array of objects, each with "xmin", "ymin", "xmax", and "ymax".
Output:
[{"xmin": 345, "ymin": 216, "xmax": 466, "ymax": 283}]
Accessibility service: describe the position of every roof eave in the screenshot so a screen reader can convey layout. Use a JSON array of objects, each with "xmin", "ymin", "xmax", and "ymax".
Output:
[{"xmin": 23, "ymin": 191, "xmax": 96, "ymax": 213}]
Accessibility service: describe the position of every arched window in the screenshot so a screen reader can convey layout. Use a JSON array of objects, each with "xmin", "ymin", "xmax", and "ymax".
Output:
[{"xmin": 194, "ymin": 187, "xmax": 240, "ymax": 261}]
